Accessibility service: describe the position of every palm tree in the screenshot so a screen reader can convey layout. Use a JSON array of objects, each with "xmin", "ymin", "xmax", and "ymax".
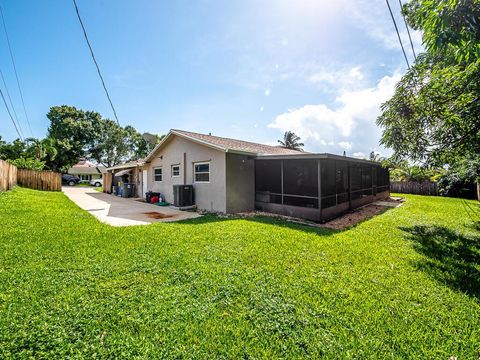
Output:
[
  {"xmin": 25, "ymin": 137, "xmax": 58, "ymax": 161},
  {"xmin": 277, "ymin": 131, "xmax": 304, "ymax": 151}
]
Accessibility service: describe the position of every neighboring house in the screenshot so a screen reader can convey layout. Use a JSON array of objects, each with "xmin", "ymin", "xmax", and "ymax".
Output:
[
  {"xmin": 68, "ymin": 160, "xmax": 106, "ymax": 183},
  {"xmin": 132, "ymin": 129, "xmax": 390, "ymax": 221}
]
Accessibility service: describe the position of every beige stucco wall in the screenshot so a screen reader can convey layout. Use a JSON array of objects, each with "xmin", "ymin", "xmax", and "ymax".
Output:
[
  {"xmin": 225, "ymin": 153, "xmax": 255, "ymax": 213},
  {"xmin": 145, "ymin": 136, "xmax": 227, "ymax": 212}
]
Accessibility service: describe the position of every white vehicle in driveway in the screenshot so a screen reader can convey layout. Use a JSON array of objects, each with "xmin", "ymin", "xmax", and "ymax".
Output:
[{"xmin": 90, "ymin": 178, "xmax": 103, "ymax": 187}]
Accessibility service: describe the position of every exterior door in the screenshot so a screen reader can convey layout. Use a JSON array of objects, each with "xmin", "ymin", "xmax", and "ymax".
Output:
[{"xmin": 142, "ymin": 170, "xmax": 148, "ymax": 197}]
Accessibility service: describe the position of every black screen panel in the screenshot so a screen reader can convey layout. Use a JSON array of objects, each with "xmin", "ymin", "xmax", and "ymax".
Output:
[
  {"xmin": 283, "ymin": 160, "xmax": 318, "ymax": 197},
  {"xmin": 255, "ymin": 160, "xmax": 281, "ymax": 193}
]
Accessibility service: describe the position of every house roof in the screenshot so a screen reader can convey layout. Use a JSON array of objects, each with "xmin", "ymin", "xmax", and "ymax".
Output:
[
  {"xmin": 68, "ymin": 160, "xmax": 106, "ymax": 175},
  {"xmin": 256, "ymin": 153, "xmax": 382, "ymax": 165},
  {"xmin": 145, "ymin": 129, "xmax": 303, "ymax": 162},
  {"xmin": 106, "ymin": 160, "xmax": 145, "ymax": 171}
]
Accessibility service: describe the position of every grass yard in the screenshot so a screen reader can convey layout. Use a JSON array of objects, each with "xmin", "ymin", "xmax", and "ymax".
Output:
[{"xmin": 0, "ymin": 187, "xmax": 479, "ymax": 358}]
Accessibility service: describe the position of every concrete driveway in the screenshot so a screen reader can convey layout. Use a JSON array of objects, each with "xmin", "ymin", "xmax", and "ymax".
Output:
[{"xmin": 63, "ymin": 186, "xmax": 200, "ymax": 226}]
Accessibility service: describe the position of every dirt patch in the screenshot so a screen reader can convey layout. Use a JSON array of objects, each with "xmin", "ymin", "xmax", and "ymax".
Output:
[
  {"xmin": 321, "ymin": 197, "xmax": 404, "ymax": 230},
  {"xmin": 321, "ymin": 205, "xmax": 388, "ymax": 230},
  {"xmin": 235, "ymin": 197, "xmax": 405, "ymax": 231},
  {"xmin": 143, "ymin": 211, "xmax": 175, "ymax": 219}
]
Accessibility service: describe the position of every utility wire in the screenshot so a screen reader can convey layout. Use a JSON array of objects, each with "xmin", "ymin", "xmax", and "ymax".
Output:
[
  {"xmin": 72, "ymin": 0, "xmax": 120, "ymax": 126},
  {"xmin": 385, "ymin": 0, "xmax": 410, "ymax": 69},
  {"xmin": 0, "ymin": 86, "xmax": 23, "ymax": 141},
  {"xmin": 0, "ymin": 5, "xmax": 33, "ymax": 137},
  {"xmin": 0, "ymin": 68, "xmax": 24, "ymax": 139},
  {"xmin": 398, "ymin": 0, "xmax": 417, "ymax": 61}
]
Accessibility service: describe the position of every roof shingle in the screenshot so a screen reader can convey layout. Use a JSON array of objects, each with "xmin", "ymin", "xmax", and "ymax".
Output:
[{"xmin": 172, "ymin": 129, "xmax": 304, "ymax": 155}]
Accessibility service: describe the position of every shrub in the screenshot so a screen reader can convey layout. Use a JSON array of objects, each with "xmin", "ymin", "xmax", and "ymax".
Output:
[{"xmin": 8, "ymin": 157, "xmax": 45, "ymax": 171}]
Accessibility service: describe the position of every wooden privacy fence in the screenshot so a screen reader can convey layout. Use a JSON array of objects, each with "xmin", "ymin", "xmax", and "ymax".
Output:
[
  {"xmin": 17, "ymin": 168, "xmax": 62, "ymax": 191},
  {"xmin": 0, "ymin": 159, "xmax": 17, "ymax": 191},
  {"xmin": 0, "ymin": 159, "xmax": 62, "ymax": 192},
  {"xmin": 390, "ymin": 181, "xmax": 438, "ymax": 196},
  {"xmin": 103, "ymin": 172, "xmax": 112, "ymax": 194}
]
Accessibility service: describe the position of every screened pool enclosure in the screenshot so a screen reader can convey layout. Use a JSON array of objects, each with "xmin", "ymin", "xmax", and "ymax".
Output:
[{"xmin": 255, "ymin": 154, "xmax": 390, "ymax": 222}]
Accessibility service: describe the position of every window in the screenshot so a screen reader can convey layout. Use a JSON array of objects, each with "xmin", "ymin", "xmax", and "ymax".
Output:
[
  {"xmin": 194, "ymin": 162, "xmax": 210, "ymax": 183},
  {"xmin": 171, "ymin": 164, "xmax": 180, "ymax": 177},
  {"xmin": 154, "ymin": 167, "xmax": 162, "ymax": 182}
]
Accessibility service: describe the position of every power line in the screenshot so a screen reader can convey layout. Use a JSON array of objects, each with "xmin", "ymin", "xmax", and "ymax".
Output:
[
  {"xmin": 0, "ymin": 5, "xmax": 33, "ymax": 137},
  {"xmin": 398, "ymin": 0, "xmax": 417, "ymax": 61},
  {"xmin": 385, "ymin": 0, "xmax": 410, "ymax": 69},
  {"xmin": 0, "ymin": 86, "xmax": 23, "ymax": 141},
  {"xmin": 0, "ymin": 68, "xmax": 24, "ymax": 139},
  {"xmin": 72, "ymin": 0, "xmax": 120, "ymax": 126}
]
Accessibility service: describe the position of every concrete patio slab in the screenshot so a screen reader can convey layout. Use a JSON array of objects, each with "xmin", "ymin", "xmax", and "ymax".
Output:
[{"xmin": 63, "ymin": 186, "xmax": 200, "ymax": 226}]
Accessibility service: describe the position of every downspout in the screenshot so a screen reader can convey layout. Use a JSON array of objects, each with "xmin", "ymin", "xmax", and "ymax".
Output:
[{"xmin": 183, "ymin": 152, "xmax": 187, "ymax": 185}]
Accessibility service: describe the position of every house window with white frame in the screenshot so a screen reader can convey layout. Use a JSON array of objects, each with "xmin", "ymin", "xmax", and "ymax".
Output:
[
  {"xmin": 171, "ymin": 164, "xmax": 180, "ymax": 177},
  {"xmin": 194, "ymin": 162, "xmax": 210, "ymax": 183},
  {"xmin": 154, "ymin": 167, "xmax": 162, "ymax": 182}
]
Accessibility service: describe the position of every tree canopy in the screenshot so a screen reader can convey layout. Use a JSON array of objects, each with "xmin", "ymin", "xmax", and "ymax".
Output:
[
  {"xmin": 377, "ymin": 0, "xmax": 480, "ymax": 169},
  {"xmin": 1, "ymin": 105, "xmax": 162, "ymax": 171}
]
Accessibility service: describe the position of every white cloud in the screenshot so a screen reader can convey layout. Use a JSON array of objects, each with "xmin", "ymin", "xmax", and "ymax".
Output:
[
  {"xmin": 349, "ymin": 67, "xmax": 364, "ymax": 80},
  {"xmin": 338, "ymin": 141, "xmax": 352, "ymax": 150},
  {"xmin": 353, "ymin": 152, "xmax": 366, "ymax": 159},
  {"xmin": 320, "ymin": 139, "xmax": 335, "ymax": 146},
  {"xmin": 269, "ymin": 104, "xmax": 354, "ymax": 140},
  {"xmin": 268, "ymin": 73, "xmax": 401, "ymax": 154},
  {"xmin": 308, "ymin": 66, "xmax": 364, "ymax": 87}
]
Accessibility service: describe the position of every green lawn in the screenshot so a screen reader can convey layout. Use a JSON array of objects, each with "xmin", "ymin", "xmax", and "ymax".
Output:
[{"xmin": 0, "ymin": 187, "xmax": 479, "ymax": 358}]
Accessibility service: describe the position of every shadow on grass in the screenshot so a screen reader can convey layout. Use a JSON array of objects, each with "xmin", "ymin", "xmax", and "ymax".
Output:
[
  {"xmin": 173, "ymin": 214, "xmax": 338, "ymax": 236},
  {"xmin": 401, "ymin": 225, "xmax": 480, "ymax": 299},
  {"xmin": 173, "ymin": 206, "xmax": 396, "ymax": 235}
]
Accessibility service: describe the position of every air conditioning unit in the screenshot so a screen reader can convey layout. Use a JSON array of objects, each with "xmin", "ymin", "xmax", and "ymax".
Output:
[{"xmin": 173, "ymin": 185, "xmax": 194, "ymax": 207}]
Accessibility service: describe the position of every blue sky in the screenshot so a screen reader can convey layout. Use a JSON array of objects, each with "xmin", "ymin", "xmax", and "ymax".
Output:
[{"xmin": 0, "ymin": 0, "xmax": 421, "ymax": 157}]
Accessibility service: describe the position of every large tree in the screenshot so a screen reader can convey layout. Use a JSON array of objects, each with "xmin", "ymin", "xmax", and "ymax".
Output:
[
  {"xmin": 88, "ymin": 119, "xmax": 129, "ymax": 168},
  {"xmin": 3, "ymin": 106, "xmax": 162, "ymax": 171},
  {"xmin": 88, "ymin": 123, "xmax": 162, "ymax": 167},
  {"xmin": 46, "ymin": 105, "xmax": 160, "ymax": 170},
  {"xmin": 377, "ymin": 0, "xmax": 480, "ymax": 167},
  {"xmin": 124, "ymin": 127, "xmax": 163, "ymax": 161},
  {"xmin": 377, "ymin": 0, "xmax": 480, "ymax": 199},
  {"xmin": 0, "ymin": 138, "xmax": 26, "ymax": 161},
  {"xmin": 46, "ymin": 105, "xmax": 99, "ymax": 171}
]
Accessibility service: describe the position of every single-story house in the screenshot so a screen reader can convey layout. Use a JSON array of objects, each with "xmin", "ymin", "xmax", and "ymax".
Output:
[
  {"xmin": 68, "ymin": 160, "xmax": 106, "ymax": 183},
  {"xmin": 134, "ymin": 129, "xmax": 389, "ymax": 221},
  {"xmin": 141, "ymin": 129, "xmax": 302, "ymax": 213}
]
